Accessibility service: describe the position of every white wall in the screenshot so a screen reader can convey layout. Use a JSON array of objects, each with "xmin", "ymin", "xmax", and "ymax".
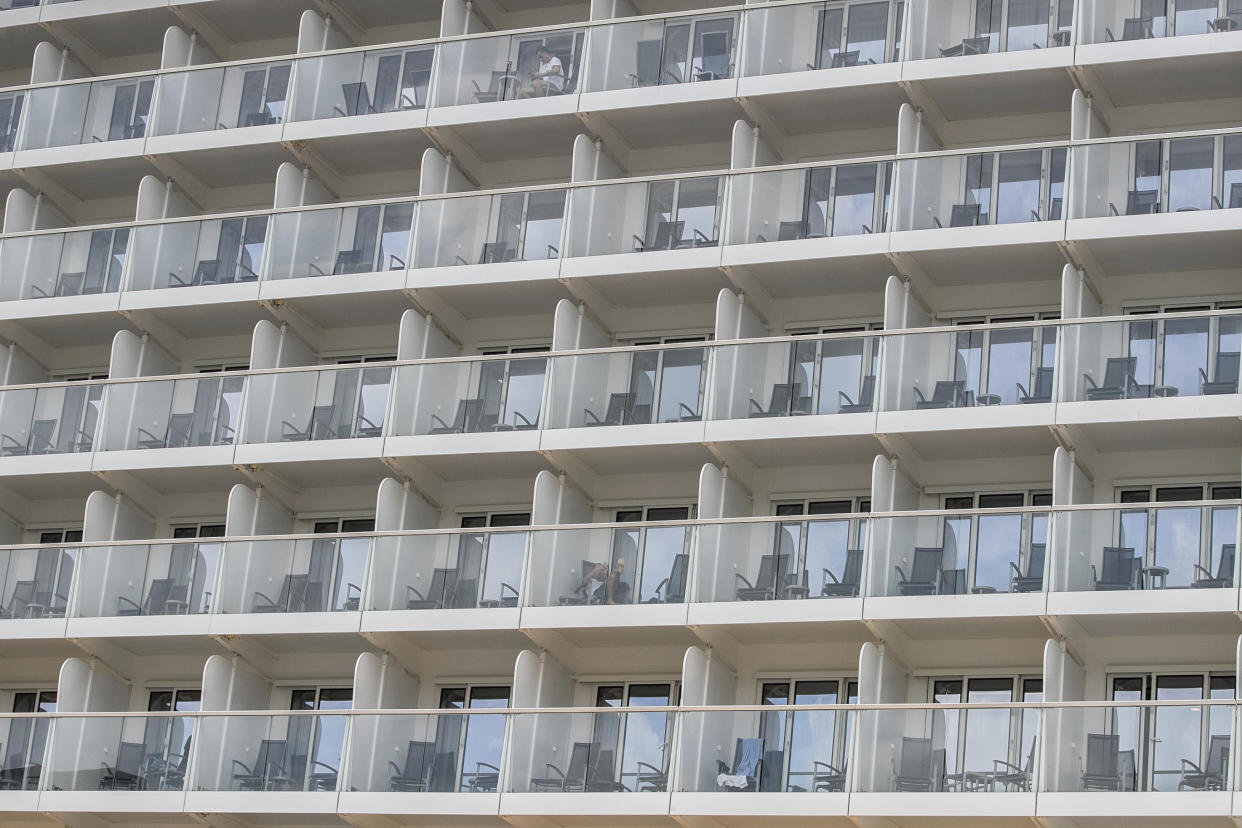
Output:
[
  {"xmin": 711, "ymin": 289, "xmax": 768, "ymax": 420},
  {"xmin": 695, "ymin": 463, "xmax": 752, "ymax": 603},
  {"xmin": 195, "ymin": 655, "xmax": 273, "ymax": 790},
  {"xmin": 856, "ymin": 643, "xmax": 909, "ymax": 791},
  {"xmin": 50, "ymin": 658, "xmax": 131, "ymax": 791},
  {"xmin": 680, "ymin": 645, "xmax": 739, "ymax": 793},
  {"xmin": 75, "ymin": 491, "xmax": 154, "ymax": 617},
  {"xmin": 511, "ymin": 648, "xmax": 575, "ymax": 791},
  {"xmin": 868, "ymin": 455, "xmax": 920, "ymax": 597},
  {"xmin": 349, "ymin": 651, "xmax": 420, "ymax": 792},
  {"xmin": 370, "ymin": 477, "xmax": 440, "ymax": 612},
  {"xmin": 549, "ymin": 299, "xmax": 611, "ymax": 429},
  {"xmin": 1042, "ymin": 637, "xmax": 1085, "ymax": 792},
  {"xmin": 528, "ymin": 470, "xmax": 593, "ymax": 607},
  {"xmin": 219, "ymin": 484, "xmax": 293, "ymax": 615}
]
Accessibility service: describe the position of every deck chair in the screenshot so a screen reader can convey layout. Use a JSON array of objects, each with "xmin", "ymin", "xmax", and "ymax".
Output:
[
  {"xmin": 473, "ymin": 69, "xmax": 517, "ymax": 103},
  {"xmin": 252, "ymin": 573, "xmax": 309, "ymax": 613},
  {"xmin": 1010, "ymin": 543, "xmax": 1045, "ymax": 593},
  {"xmin": 0, "ymin": 581, "xmax": 37, "ymax": 619},
  {"xmin": 232, "ymin": 739, "xmax": 287, "ymax": 790},
  {"xmin": 894, "ymin": 737, "xmax": 936, "ymax": 790},
  {"xmin": 585, "ymin": 393, "xmax": 634, "ymax": 426},
  {"xmin": 934, "ymin": 203, "xmax": 984, "ymax": 227},
  {"xmin": 988, "ymin": 737, "xmax": 1035, "ymax": 791},
  {"xmin": 1083, "ymin": 357, "xmax": 1140, "ymax": 400},
  {"xmin": 1193, "ymin": 544, "xmax": 1235, "ymax": 589},
  {"xmin": 1107, "ymin": 16, "xmax": 1154, "ymax": 40},
  {"xmin": 388, "ymin": 740, "xmax": 434, "ymax": 791},
  {"xmin": 1018, "ymin": 366, "xmax": 1055, "ymax": 403},
  {"xmin": 896, "ymin": 547, "xmax": 942, "ymax": 596},
  {"xmin": 1200, "ymin": 352, "xmax": 1240, "ymax": 395},
  {"xmin": 1, "ymin": 419, "xmax": 56, "ymax": 456},
  {"xmin": 1081, "ymin": 733, "xmax": 1122, "ymax": 790},
  {"xmin": 280, "ymin": 405, "xmax": 337, "ymax": 441},
  {"xmin": 158, "ymin": 737, "xmax": 191, "ymax": 790},
  {"xmin": 586, "ymin": 748, "xmax": 626, "ymax": 791},
  {"xmin": 695, "ymin": 30, "xmax": 731, "ymax": 80},
  {"xmin": 839, "ymin": 376, "xmax": 876, "ymax": 413},
  {"xmin": 649, "ymin": 553, "xmax": 688, "ymax": 603},
  {"xmin": 813, "ymin": 759, "xmax": 847, "ymax": 791},
  {"xmin": 736, "ymin": 554, "xmax": 782, "ymax": 600},
  {"xmin": 559, "ymin": 560, "xmax": 608, "ymax": 605},
  {"xmin": 832, "ymin": 50, "xmax": 862, "ymax": 68},
  {"xmin": 335, "ymin": 82, "xmax": 375, "ymax": 117},
  {"xmin": 633, "ymin": 220, "xmax": 684, "ymax": 252},
  {"xmin": 136, "ymin": 412, "xmax": 195, "ymax": 449},
  {"xmin": 479, "ymin": 241, "xmax": 515, "ymax": 264},
  {"xmin": 406, "ymin": 568, "xmax": 457, "ymax": 609},
  {"xmin": 116, "ymin": 578, "xmax": 173, "ymax": 616},
  {"xmin": 913, "ymin": 380, "xmax": 967, "ymax": 409},
  {"xmin": 778, "ymin": 220, "xmax": 809, "ymax": 240},
  {"xmin": 717, "ymin": 738, "xmax": 762, "ymax": 791},
  {"xmin": 531, "ymin": 741, "xmax": 592, "ymax": 791},
  {"xmin": 822, "ymin": 549, "xmax": 864, "ymax": 597},
  {"xmin": 1113, "ymin": 189, "xmax": 1159, "ymax": 215},
  {"xmin": 749, "ymin": 383, "xmax": 801, "ymax": 418},
  {"xmin": 99, "ymin": 741, "xmax": 146, "ymax": 790},
  {"xmin": 1179, "ymin": 734, "xmax": 1229, "ymax": 790},
  {"xmin": 429, "ymin": 399, "xmax": 484, "ymax": 434},
  {"xmin": 629, "ymin": 39, "xmax": 663, "ymax": 86},
  {"xmin": 1092, "ymin": 546, "xmax": 1141, "ymax": 591}
]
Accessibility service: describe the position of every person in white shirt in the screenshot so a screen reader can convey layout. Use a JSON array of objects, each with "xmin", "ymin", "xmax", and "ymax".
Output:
[{"xmin": 520, "ymin": 45, "xmax": 564, "ymax": 97}]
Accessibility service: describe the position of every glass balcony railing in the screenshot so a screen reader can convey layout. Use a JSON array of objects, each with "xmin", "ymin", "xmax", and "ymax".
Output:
[
  {"xmin": 127, "ymin": 215, "xmax": 267, "ymax": 290},
  {"xmin": 243, "ymin": 364, "xmax": 392, "ymax": 444},
  {"xmin": 895, "ymin": 147, "xmax": 1067, "ymax": 230},
  {"xmin": 265, "ymin": 202, "xmax": 413, "ymax": 279},
  {"xmin": 583, "ymin": 12, "xmax": 740, "ymax": 92},
  {"xmin": 883, "ymin": 322, "xmax": 1058, "ymax": 410},
  {"xmin": 288, "ymin": 44, "xmax": 434, "ymax": 122},
  {"xmin": 412, "ymin": 190, "xmax": 566, "ymax": 268},
  {"xmin": 351, "ymin": 710, "xmax": 507, "ymax": 792},
  {"xmin": 514, "ymin": 708, "xmax": 675, "ymax": 793},
  {"xmin": 151, "ymin": 59, "xmax": 292, "ymax": 136},
  {"xmin": 194, "ymin": 713, "xmax": 348, "ymax": 792},
  {"xmin": 565, "ymin": 176, "xmax": 723, "ymax": 256},
  {"xmin": 0, "ymin": 381, "xmax": 102, "ymax": 456},
  {"xmin": 73, "ymin": 540, "xmax": 220, "ymax": 618},
  {"xmin": 19, "ymin": 75, "xmax": 155, "ymax": 150},
  {"xmin": 369, "ymin": 528, "xmax": 527, "ymax": 611},
  {"xmin": 1084, "ymin": 0, "xmax": 1242, "ymax": 41},
  {"xmin": 44, "ymin": 714, "xmax": 197, "ymax": 791},
  {"xmin": 0, "ymin": 544, "xmax": 74, "ymax": 619},
  {"xmin": 0, "ymin": 226, "xmax": 128, "ymax": 300},
  {"xmin": 1, "ymin": 0, "xmax": 86, "ymax": 8},
  {"xmin": 1061, "ymin": 501, "xmax": 1239, "ymax": 592},
  {"xmin": 726, "ymin": 163, "xmax": 893, "ymax": 245},
  {"xmin": 215, "ymin": 534, "xmax": 371, "ymax": 615},
  {"xmin": 391, "ymin": 352, "xmax": 546, "ymax": 435},
  {"xmin": 435, "ymin": 28, "xmax": 586, "ymax": 106},
  {"xmin": 741, "ymin": 0, "xmax": 902, "ymax": 76},
  {"xmin": 529, "ymin": 522, "xmax": 691, "ymax": 607},
  {"xmin": 1076, "ymin": 133, "xmax": 1242, "ymax": 218},
  {"xmin": 99, "ymin": 373, "xmax": 244, "ymax": 450},
  {"xmin": 545, "ymin": 342, "xmax": 706, "ymax": 429},
  {"xmin": 907, "ymin": 0, "xmax": 1074, "ymax": 58}
]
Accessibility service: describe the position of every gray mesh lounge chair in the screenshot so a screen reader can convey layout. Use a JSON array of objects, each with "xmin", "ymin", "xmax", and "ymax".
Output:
[
  {"xmin": 1, "ymin": 419, "xmax": 55, "ymax": 456},
  {"xmin": 99, "ymin": 741, "xmax": 146, "ymax": 790},
  {"xmin": 1178, "ymin": 734, "xmax": 1229, "ymax": 790},
  {"xmin": 281, "ymin": 405, "xmax": 337, "ymax": 441},
  {"xmin": 1092, "ymin": 547, "xmax": 1140, "ymax": 591},
  {"xmin": 633, "ymin": 220, "xmax": 684, "ymax": 252},
  {"xmin": 389, "ymin": 740, "xmax": 434, "ymax": 791},
  {"xmin": 749, "ymin": 383, "xmax": 801, "ymax": 418},
  {"xmin": 1083, "ymin": 357, "xmax": 1141, "ymax": 400},
  {"xmin": 117, "ymin": 578, "xmax": 173, "ymax": 616},
  {"xmin": 531, "ymin": 741, "xmax": 591, "ymax": 791},
  {"xmin": 913, "ymin": 380, "xmax": 968, "ymax": 409},
  {"xmin": 406, "ymin": 568, "xmax": 457, "ymax": 609},
  {"xmin": 585, "ymin": 393, "xmax": 634, "ymax": 426},
  {"xmin": 896, "ymin": 547, "xmax": 942, "ymax": 596},
  {"xmin": 736, "ymin": 554, "xmax": 782, "ymax": 600},
  {"xmin": 232, "ymin": 739, "xmax": 287, "ymax": 790},
  {"xmin": 821, "ymin": 549, "xmax": 863, "ymax": 597},
  {"xmin": 1010, "ymin": 543, "xmax": 1045, "ymax": 593},
  {"xmin": 1081, "ymin": 733, "xmax": 1123, "ymax": 790},
  {"xmin": 1193, "ymin": 544, "xmax": 1235, "ymax": 589},
  {"xmin": 1200, "ymin": 352, "xmax": 1239, "ymax": 395},
  {"xmin": 894, "ymin": 737, "xmax": 936, "ymax": 791},
  {"xmin": 650, "ymin": 552, "xmax": 688, "ymax": 603},
  {"xmin": 839, "ymin": 376, "xmax": 876, "ymax": 413},
  {"xmin": 1017, "ymin": 366, "xmax": 1054, "ymax": 403},
  {"xmin": 252, "ymin": 574, "xmax": 309, "ymax": 612},
  {"xmin": 429, "ymin": 399, "xmax": 484, "ymax": 434}
]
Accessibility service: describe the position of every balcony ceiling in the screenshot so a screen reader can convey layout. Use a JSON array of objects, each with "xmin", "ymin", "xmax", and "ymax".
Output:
[
  {"xmin": 304, "ymin": 130, "xmax": 435, "ymax": 180},
  {"xmin": 175, "ymin": 0, "xmax": 312, "ymax": 45},
  {"xmin": 748, "ymin": 256, "xmax": 894, "ymax": 299},
  {"xmin": 569, "ymin": 442, "xmax": 715, "ymax": 476},
  {"xmin": 11, "ymin": 310, "xmax": 136, "ymax": 349},
  {"xmin": 415, "ymin": 450, "xmax": 553, "ymax": 482},
  {"xmin": 144, "ymin": 301, "xmax": 271, "ymax": 339},
  {"xmin": 896, "ymin": 425, "xmax": 1058, "ymax": 462},
  {"xmin": 727, "ymin": 434, "xmax": 884, "ymax": 470},
  {"xmin": 154, "ymin": 143, "xmax": 291, "ymax": 191},
  {"xmin": 0, "ymin": 24, "xmax": 44, "ymax": 78},
  {"xmin": 283, "ymin": 290, "xmax": 412, "ymax": 330},
  {"xmin": 921, "ymin": 67, "xmax": 1077, "ymax": 121},
  {"xmin": 593, "ymin": 100, "xmax": 747, "ymax": 150},
  {"xmin": 451, "ymin": 113, "xmax": 582, "ymax": 163},
  {"xmin": 428, "ymin": 279, "xmax": 573, "ymax": 319},
  {"xmin": 1095, "ymin": 50, "xmax": 1242, "ymax": 107},
  {"xmin": 907, "ymin": 241, "xmax": 1069, "ymax": 286},
  {"xmin": 50, "ymin": 8, "xmax": 177, "ymax": 60},
  {"xmin": 0, "ymin": 470, "xmax": 105, "ymax": 500},
  {"xmin": 335, "ymin": 0, "xmax": 443, "ymax": 29},
  {"xmin": 32, "ymin": 156, "xmax": 157, "ymax": 202},
  {"xmin": 1080, "ymin": 228, "xmax": 1242, "ymax": 276},
  {"xmin": 584, "ymin": 267, "xmax": 731, "ymax": 309},
  {"xmin": 760, "ymin": 84, "xmax": 908, "ymax": 136}
]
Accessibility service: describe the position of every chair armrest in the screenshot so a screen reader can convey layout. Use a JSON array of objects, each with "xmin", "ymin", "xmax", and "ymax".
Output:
[
  {"xmin": 813, "ymin": 760, "xmax": 843, "ymax": 774},
  {"xmin": 307, "ymin": 261, "xmax": 326, "ymax": 276},
  {"xmin": 231, "ymin": 758, "xmax": 255, "ymax": 775},
  {"xmin": 356, "ymin": 414, "xmax": 379, "ymax": 433},
  {"xmin": 1105, "ymin": 26, "xmax": 1116, "ymax": 40},
  {"xmin": 311, "ymin": 760, "xmax": 338, "ymax": 774},
  {"xmin": 1179, "ymin": 758, "xmax": 1204, "ymax": 773},
  {"xmin": 1199, "ymin": 367, "xmax": 1210, "ymax": 386},
  {"xmin": 116, "ymin": 595, "xmax": 141, "ymax": 612},
  {"xmin": 735, "ymin": 573, "xmax": 754, "ymax": 589},
  {"xmin": 252, "ymin": 590, "xmax": 276, "ymax": 608},
  {"xmin": 693, "ymin": 228, "xmax": 711, "ymax": 245},
  {"xmin": 512, "ymin": 411, "xmax": 534, "ymax": 427},
  {"xmin": 406, "ymin": 584, "xmax": 427, "ymax": 602},
  {"xmin": 168, "ymin": 271, "xmax": 189, "ymax": 287},
  {"xmin": 345, "ymin": 582, "xmax": 361, "ymax": 599},
  {"xmin": 933, "ymin": 216, "xmax": 943, "ymax": 228},
  {"xmin": 1193, "ymin": 563, "xmax": 1214, "ymax": 580},
  {"xmin": 1212, "ymin": 195, "xmax": 1223, "ymax": 210},
  {"xmin": 279, "ymin": 419, "xmax": 303, "ymax": 437},
  {"xmin": 332, "ymin": 105, "xmax": 346, "ymax": 117},
  {"xmin": 992, "ymin": 759, "xmax": 1023, "ymax": 773},
  {"xmin": 862, "ymin": 223, "xmax": 873, "ymax": 233},
  {"xmin": 429, "ymin": 412, "xmax": 451, "ymax": 430},
  {"xmin": 652, "ymin": 576, "xmax": 670, "ymax": 601},
  {"xmin": 583, "ymin": 407, "xmax": 603, "ymax": 425},
  {"xmin": 632, "ymin": 234, "xmax": 647, "ymax": 251},
  {"xmin": 1016, "ymin": 381, "xmax": 1030, "ymax": 399},
  {"xmin": 544, "ymin": 762, "xmax": 566, "ymax": 779},
  {"xmin": 388, "ymin": 253, "xmax": 406, "ymax": 269},
  {"xmin": 1010, "ymin": 561, "xmax": 1024, "ymax": 579},
  {"xmin": 1082, "ymin": 373, "xmax": 1099, "ymax": 390},
  {"xmin": 1108, "ymin": 202, "xmax": 1120, "ymax": 216},
  {"xmin": 837, "ymin": 390, "xmax": 857, "ymax": 406},
  {"xmin": 678, "ymin": 401, "xmax": 698, "ymax": 419},
  {"xmin": 823, "ymin": 567, "xmax": 841, "ymax": 585},
  {"xmin": 895, "ymin": 565, "xmax": 910, "ymax": 582},
  {"xmin": 136, "ymin": 427, "xmax": 161, "ymax": 445},
  {"xmin": 477, "ymin": 762, "xmax": 500, "ymax": 773},
  {"xmin": 500, "ymin": 582, "xmax": 519, "ymax": 600},
  {"xmin": 388, "ymin": 760, "xmax": 401, "ymax": 776},
  {"xmin": 547, "ymin": 244, "xmax": 559, "ymax": 259},
  {"xmin": 1031, "ymin": 209, "xmax": 1041, "ymax": 222},
  {"xmin": 912, "ymin": 386, "xmax": 928, "ymax": 403},
  {"xmin": 748, "ymin": 398, "xmax": 764, "ymax": 414},
  {"xmin": 29, "ymin": 283, "xmax": 50, "ymax": 298},
  {"xmin": 1089, "ymin": 564, "xmax": 1098, "ymax": 586}
]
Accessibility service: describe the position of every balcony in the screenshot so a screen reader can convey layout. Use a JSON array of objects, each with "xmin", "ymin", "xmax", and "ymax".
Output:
[
  {"xmin": 44, "ymin": 713, "xmax": 195, "ymax": 793},
  {"xmin": 1083, "ymin": 0, "xmax": 1242, "ymax": 42},
  {"xmin": 72, "ymin": 539, "xmax": 219, "ymax": 618},
  {"xmin": 150, "ymin": 59, "xmax": 292, "ymax": 136},
  {"xmin": 98, "ymin": 373, "xmax": 244, "ymax": 451},
  {"xmin": 242, "ymin": 363, "xmax": 391, "ymax": 445},
  {"xmin": 0, "ymin": 225, "xmax": 129, "ymax": 301},
  {"xmin": 265, "ymin": 201, "xmax": 412, "ymax": 280},
  {"xmin": 288, "ymin": 44, "xmax": 434, "ymax": 124},
  {"xmin": 368, "ymin": 527, "xmax": 527, "ymax": 612},
  {"xmin": 434, "ymin": 27, "xmax": 586, "ymax": 108},
  {"xmin": 0, "ymin": 380, "xmax": 102, "ymax": 456},
  {"xmin": 214, "ymin": 533, "xmax": 373, "ymax": 615},
  {"xmin": 514, "ymin": 707, "xmax": 673, "ymax": 795},
  {"xmin": 583, "ymin": 11, "xmax": 741, "ymax": 93},
  {"xmin": 349, "ymin": 709, "xmax": 506, "ymax": 793},
  {"xmin": 741, "ymin": 1, "xmax": 901, "ymax": 77},
  {"xmin": 726, "ymin": 162, "xmax": 893, "ymax": 246},
  {"xmin": 18, "ymin": 74, "xmax": 155, "ymax": 150},
  {"xmin": 0, "ymin": 544, "xmax": 74, "ymax": 619},
  {"xmin": 413, "ymin": 189, "xmax": 566, "ymax": 270},
  {"xmin": 391, "ymin": 352, "xmax": 546, "ymax": 437},
  {"xmin": 906, "ymin": 0, "xmax": 1075, "ymax": 59},
  {"xmin": 565, "ymin": 175, "xmax": 723, "ymax": 261},
  {"xmin": 193, "ymin": 712, "xmax": 347, "ymax": 793},
  {"xmin": 127, "ymin": 214, "xmax": 267, "ymax": 291}
]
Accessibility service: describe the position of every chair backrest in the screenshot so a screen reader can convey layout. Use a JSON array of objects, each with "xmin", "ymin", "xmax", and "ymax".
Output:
[
  {"xmin": 698, "ymin": 30, "xmax": 731, "ymax": 77},
  {"xmin": 962, "ymin": 35, "xmax": 990, "ymax": 53},
  {"xmin": 841, "ymin": 549, "xmax": 864, "ymax": 586},
  {"xmin": 1102, "ymin": 356, "xmax": 1136, "ymax": 389},
  {"xmin": 1032, "ymin": 366, "xmax": 1055, "ymax": 398},
  {"xmin": 341, "ymin": 82, "xmax": 370, "ymax": 116},
  {"xmin": 603, "ymin": 393, "xmax": 631, "ymax": 425},
  {"xmin": 115, "ymin": 741, "xmax": 146, "ymax": 777},
  {"xmin": 766, "ymin": 383, "xmax": 797, "ymax": 415},
  {"xmin": 899, "ymin": 737, "xmax": 933, "ymax": 778},
  {"xmin": 281, "ymin": 573, "xmax": 311, "ymax": 611},
  {"xmin": 1217, "ymin": 544, "xmax": 1236, "ymax": 582},
  {"xmin": 401, "ymin": 740, "xmax": 433, "ymax": 778},
  {"xmin": 1205, "ymin": 733, "xmax": 1230, "ymax": 775},
  {"xmin": 653, "ymin": 220, "xmax": 684, "ymax": 249},
  {"xmin": 1230, "ymin": 182, "xmax": 1242, "ymax": 209},
  {"xmin": 428, "ymin": 751, "xmax": 457, "ymax": 792},
  {"xmin": 144, "ymin": 578, "xmax": 173, "ymax": 613},
  {"xmin": 634, "ymin": 39, "xmax": 662, "ymax": 85},
  {"xmin": 1215, "ymin": 351, "xmax": 1240, "ymax": 383},
  {"xmin": 1126, "ymin": 189, "xmax": 1159, "ymax": 214},
  {"xmin": 5, "ymin": 580, "xmax": 36, "ymax": 615},
  {"xmin": 428, "ymin": 568, "xmax": 457, "ymax": 604},
  {"xmin": 1084, "ymin": 732, "xmax": 1118, "ymax": 775},
  {"xmin": 754, "ymin": 554, "xmax": 779, "ymax": 590},
  {"xmin": 165, "ymin": 412, "xmax": 195, "ymax": 447},
  {"xmin": 28, "ymin": 419, "xmax": 56, "ymax": 452},
  {"xmin": 590, "ymin": 748, "xmax": 616, "ymax": 787},
  {"xmin": 480, "ymin": 241, "xmax": 511, "ymax": 264},
  {"xmin": 566, "ymin": 742, "xmax": 592, "ymax": 785},
  {"xmin": 1122, "ymin": 16, "xmax": 1152, "ymax": 39},
  {"xmin": 1027, "ymin": 543, "xmax": 1046, "ymax": 579},
  {"xmin": 950, "ymin": 203, "xmax": 982, "ymax": 227},
  {"xmin": 255, "ymin": 739, "xmax": 286, "ymax": 775},
  {"xmin": 1100, "ymin": 546, "xmax": 1137, "ymax": 584},
  {"xmin": 856, "ymin": 375, "xmax": 876, "ymax": 406},
  {"xmin": 909, "ymin": 547, "xmax": 942, "ymax": 583},
  {"xmin": 666, "ymin": 553, "xmax": 689, "ymax": 602},
  {"xmin": 777, "ymin": 220, "xmax": 808, "ymax": 240},
  {"xmin": 931, "ymin": 380, "xmax": 963, "ymax": 403},
  {"xmin": 831, "ymin": 50, "xmax": 861, "ymax": 68}
]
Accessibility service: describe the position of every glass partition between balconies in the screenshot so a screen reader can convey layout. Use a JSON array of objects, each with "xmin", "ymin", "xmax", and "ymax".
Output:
[
  {"xmin": 710, "ymin": 332, "xmax": 878, "ymax": 419},
  {"xmin": 369, "ymin": 528, "xmax": 527, "ymax": 611},
  {"xmin": 243, "ymin": 364, "xmax": 392, "ymax": 443},
  {"xmin": 566, "ymin": 176, "xmax": 723, "ymax": 256},
  {"xmin": 1075, "ymin": 133, "xmax": 1242, "ymax": 217},
  {"xmin": 216, "ymin": 535, "xmax": 370, "ymax": 614},
  {"xmin": 0, "ymin": 545, "xmax": 74, "ymax": 619},
  {"xmin": 0, "ymin": 710, "xmax": 52, "ymax": 790},
  {"xmin": 73, "ymin": 541, "xmax": 219, "ymax": 617},
  {"xmin": 741, "ymin": 0, "xmax": 902, "ymax": 76},
  {"xmin": 882, "ymin": 322, "xmax": 1058, "ymax": 410},
  {"xmin": 350, "ymin": 710, "xmax": 507, "ymax": 791},
  {"xmin": 1061, "ymin": 501, "xmax": 1240, "ymax": 592},
  {"xmin": 545, "ymin": 342, "xmax": 706, "ymax": 429},
  {"xmin": 19, "ymin": 75, "xmax": 155, "ymax": 149},
  {"xmin": 1064, "ymin": 312, "xmax": 1242, "ymax": 400},
  {"xmin": 726, "ymin": 163, "xmax": 892, "ymax": 245},
  {"xmin": 0, "ymin": 89, "xmax": 23, "ymax": 151},
  {"xmin": 391, "ymin": 353, "xmax": 546, "ymax": 435},
  {"xmin": 128, "ymin": 215, "xmax": 267, "ymax": 290},
  {"xmin": 151, "ymin": 59, "xmax": 292, "ymax": 135},
  {"xmin": 906, "ymin": 0, "xmax": 1074, "ymax": 57},
  {"xmin": 584, "ymin": 12, "xmax": 740, "ymax": 91},
  {"xmin": 0, "ymin": 226, "xmax": 129, "ymax": 300},
  {"xmin": 696, "ymin": 515, "xmax": 868, "ymax": 602},
  {"xmin": 194, "ymin": 713, "xmax": 348, "ymax": 791},
  {"xmin": 870, "ymin": 507, "xmax": 1048, "ymax": 596},
  {"xmin": 514, "ymin": 707, "xmax": 674, "ymax": 793},
  {"xmin": 99, "ymin": 374, "xmax": 243, "ymax": 450},
  {"xmin": 435, "ymin": 28, "xmax": 586, "ymax": 106},
  {"xmin": 682, "ymin": 701, "xmax": 856, "ymax": 792},
  {"xmin": 44, "ymin": 714, "xmax": 197, "ymax": 791},
  {"xmin": 413, "ymin": 190, "xmax": 566, "ymax": 267},
  {"xmin": 266, "ymin": 202, "xmax": 414, "ymax": 278},
  {"xmin": 289, "ymin": 44, "xmax": 434, "ymax": 122},
  {"xmin": 0, "ymin": 381, "xmax": 103, "ymax": 455},
  {"xmin": 529, "ymin": 522, "xmax": 691, "ymax": 607},
  {"xmin": 1084, "ymin": 0, "xmax": 1242, "ymax": 41},
  {"xmin": 895, "ymin": 147, "xmax": 1067, "ymax": 230}
]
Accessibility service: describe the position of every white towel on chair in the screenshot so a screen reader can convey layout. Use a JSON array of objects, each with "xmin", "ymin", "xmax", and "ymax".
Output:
[{"xmin": 717, "ymin": 773, "xmax": 748, "ymax": 789}]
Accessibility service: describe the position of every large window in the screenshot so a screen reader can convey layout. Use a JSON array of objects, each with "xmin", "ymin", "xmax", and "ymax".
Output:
[
  {"xmin": 1116, "ymin": 484, "xmax": 1240, "ymax": 588},
  {"xmin": 760, "ymin": 679, "xmax": 857, "ymax": 791},
  {"xmin": 939, "ymin": 491, "xmax": 1050, "ymax": 594}
]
